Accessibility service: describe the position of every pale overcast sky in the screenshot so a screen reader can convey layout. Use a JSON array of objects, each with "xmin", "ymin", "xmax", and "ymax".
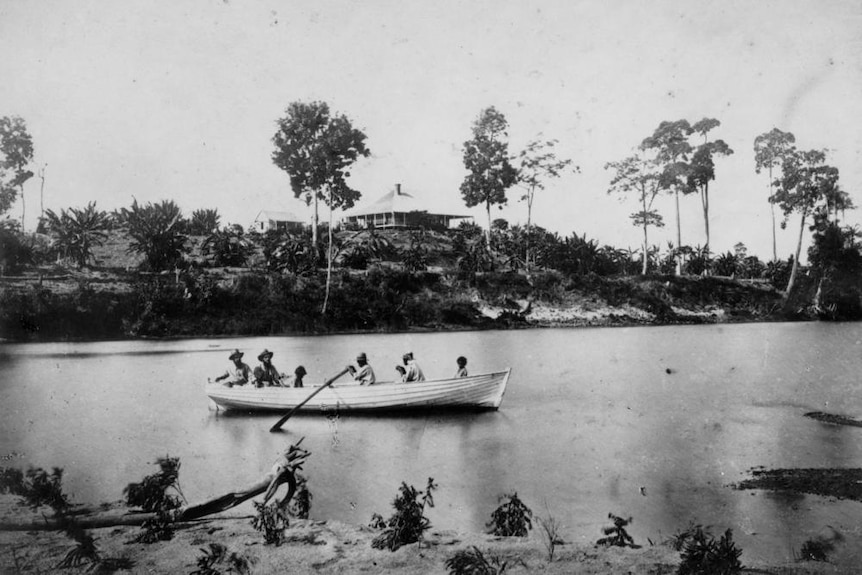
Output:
[{"xmin": 1, "ymin": 0, "xmax": 860, "ymax": 261}]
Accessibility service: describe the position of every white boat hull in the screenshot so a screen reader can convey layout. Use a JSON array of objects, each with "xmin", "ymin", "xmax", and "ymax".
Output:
[{"xmin": 205, "ymin": 369, "xmax": 511, "ymax": 413}]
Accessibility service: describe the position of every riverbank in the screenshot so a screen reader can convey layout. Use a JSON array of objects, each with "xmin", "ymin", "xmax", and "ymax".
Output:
[
  {"xmin": 0, "ymin": 263, "xmax": 800, "ymax": 342},
  {"xmin": 0, "ymin": 496, "xmax": 848, "ymax": 574}
]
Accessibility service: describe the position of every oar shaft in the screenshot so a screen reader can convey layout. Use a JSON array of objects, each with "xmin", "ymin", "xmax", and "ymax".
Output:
[{"xmin": 269, "ymin": 367, "xmax": 350, "ymax": 432}]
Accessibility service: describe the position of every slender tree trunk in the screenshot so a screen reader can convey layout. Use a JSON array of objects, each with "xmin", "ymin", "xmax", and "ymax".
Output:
[
  {"xmin": 701, "ymin": 183, "xmax": 710, "ymax": 253},
  {"xmin": 312, "ymin": 193, "xmax": 319, "ymax": 250},
  {"xmin": 322, "ymin": 186, "xmax": 333, "ymax": 314},
  {"xmin": 39, "ymin": 164, "xmax": 46, "ymax": 229},
  {"xmin": 642, "ymin": 223, "xmax": 649, "ymax": 275},
  {"xmin": 768, "ymin": 165, "xmax": 777, "ymax": 262},
  {"xmin": 674, "ymin": 189, "xmax": 682, "ymax": 275},
  {"xmin": 20, "ymin": 184, "xmax": 25, "ymax": 231},
  {"xmin": 525, "ymin": 190, "xmax": 533, "ymax": 271},
  {"xmin": 485, "ymin": 200, "xmax": 492, "ymax": 251},
  {"xmin": 641, "ymin": 185, "xmax": 649, "ymax": 275},
  {"xmin": 785, "ymin": 210, "xmax": 807, "ymax": 297}
]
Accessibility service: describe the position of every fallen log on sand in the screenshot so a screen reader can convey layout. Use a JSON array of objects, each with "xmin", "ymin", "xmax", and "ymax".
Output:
[{"xmin": 0, "ymin": 440, "xmax": 308, "ymax": 532}]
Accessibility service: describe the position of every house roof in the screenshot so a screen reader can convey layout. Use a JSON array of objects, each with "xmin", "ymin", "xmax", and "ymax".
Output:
[
  {"xmin": 344, "ymin": 187, "xmax": 469, "ymax": 218},
  {"xmin": 253, "ymin": 210, "xmax": 305, "ymax": 223}
]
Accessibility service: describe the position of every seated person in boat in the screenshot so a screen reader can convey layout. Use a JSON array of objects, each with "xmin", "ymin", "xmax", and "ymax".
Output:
[
  {"xmin": 455, "ymin": 356, "xmax": 468, "ymax": 378},
  {"xmin": 254, "ymin": 349, "xmax": 286, "ymax": 387},
  {"xmin": 292, "ymin": 365, "xmax": 307, "ymax": 388},
  {"xmin": 395, "ymin": 364, "xmax": 406, "ymax": 380},
  {"xmin": 348, "ymin": 352, "xmax": 376, "ymax": 385},
  {"xmin": 402, "ymin": 352, "xmax": 426, "ymax": 382},
  {"xmin": 214, "ymin": 349, "xmax": 252, "ymax": 387}
]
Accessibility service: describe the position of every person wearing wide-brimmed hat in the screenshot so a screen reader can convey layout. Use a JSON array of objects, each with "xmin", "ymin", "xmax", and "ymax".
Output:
[
  {"xmin": 348, "ymin": 352, "xmax": 376, "ymax": 385},
  {"xmin": 214, "ymin": 349, "xmax": 252, "ymax": 387},
  {"xmin": 402, "ymin": 351, "xmax": 425, "ymax": 382},
  {"xmin": 253, "ymin": 349, "xmax": 286, "ymax": 387}
]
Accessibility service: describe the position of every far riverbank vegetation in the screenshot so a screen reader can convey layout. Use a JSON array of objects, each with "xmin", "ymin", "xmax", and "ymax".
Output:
[{"xmin": 1, "ymin": 111, "xmax": 860, "ymax": 342}]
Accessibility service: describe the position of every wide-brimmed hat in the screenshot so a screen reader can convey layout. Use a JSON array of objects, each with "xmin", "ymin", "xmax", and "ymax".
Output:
[
  {"xmin": 258, "ymin": 349, "xmax": 274, "ymax": 361},
  {"xmin": 229, "ymin": 349, "xmax": 244, "ymax": 361},
  {"xmin": 356, "ymin": 352, "xmax": 367, "ymax": 362}
]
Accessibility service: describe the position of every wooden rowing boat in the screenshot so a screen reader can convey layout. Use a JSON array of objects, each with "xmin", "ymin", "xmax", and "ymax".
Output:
[{"xmin": 205, "ymin": 369, "xmax": 511, "ymax": 412}]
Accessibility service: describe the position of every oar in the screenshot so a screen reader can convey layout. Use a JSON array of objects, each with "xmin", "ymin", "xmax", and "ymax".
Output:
[{"xmin": 269, "ymin": 367, "xmax": 351, "ymax": 432}]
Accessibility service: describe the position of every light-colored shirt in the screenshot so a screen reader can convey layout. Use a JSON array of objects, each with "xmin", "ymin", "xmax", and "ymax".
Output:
[
  {"xmin": 405, "ymin": 360, "xmax": 425, "ymax": 382},
  {"xmin": 219, "ymin": 362, "xmax": 252, "ymax": 384},
  {"xmin": 353, "ymin": 364, "xmax": 376, "ymax": 385}
]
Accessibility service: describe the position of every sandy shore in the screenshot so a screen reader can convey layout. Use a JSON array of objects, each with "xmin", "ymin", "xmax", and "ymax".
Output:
[{"xmin": 0, "ymin": 496, "xmax": 851, "ymax": 574}]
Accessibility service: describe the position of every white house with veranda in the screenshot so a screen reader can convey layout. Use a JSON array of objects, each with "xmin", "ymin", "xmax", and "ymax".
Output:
[{"xmin": 341, "ymin": 183, "xmax": 471, "ymax": 229}]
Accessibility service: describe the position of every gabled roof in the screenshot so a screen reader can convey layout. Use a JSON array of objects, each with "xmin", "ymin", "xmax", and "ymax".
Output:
[
  {"xmin": 345, "ymin": 186, "xmax": 469, "ymax": 218},
  {"xmin": 253, "ymin": 210, "xmax": 305, "ymax": 223}
]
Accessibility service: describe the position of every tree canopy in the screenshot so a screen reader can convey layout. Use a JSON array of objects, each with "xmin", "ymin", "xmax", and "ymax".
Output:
[
  {"xmin": 605, "ymin": 152, "xmax": 664, "ymax": 274},
  {"xmin": 0, "ymin": 116, "xmax": 35, "ymax": 219},
  {"xmin": 461, "ymin": 106, "xmax": 519, "ymax": 246},
  {"xmin": 753, "ymin": 128, "xmax": 796, "ymax": 261},
  {"xmin": 272, "ymin": 101, "xmax": 370, "ymax": 248}
]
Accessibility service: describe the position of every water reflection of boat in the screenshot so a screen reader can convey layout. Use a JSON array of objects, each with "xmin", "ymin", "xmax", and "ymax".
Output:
[{"xmin": 205, "ymin": 369, "xmax": 511, "ymax": 413}]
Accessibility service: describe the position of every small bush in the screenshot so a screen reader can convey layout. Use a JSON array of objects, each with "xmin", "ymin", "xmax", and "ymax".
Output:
[
  {"xmin": 677, "ymin": 527, "xmax": 742, "ymax": 575},
  {"xmin": 596, "ymin": 513, "xmax": 639, "ymax": 548},
  {"xmin": 371, "ymin": 477, "xmax": 437, "ymax": 551},
  {"xmin": 0, "ymin": 467, "xmax": 25, "ymax": 494},
  {"xmin": 288, "ymin": 473, "xmax": 312, "ymax": 519},
  {"xmin": 124, "ymin": 456, "xmax": 184, "ymax": 513},
  {"xmin": 190, "ymin": 543, "xmax": 254, "ymax": 575},
  {"xmin": 796, "ymin": 536, "xmax": 836, "ymax": 562},
  {"xmin": 22, "ymin": 467, "xmax": 70, "ymax": 512},
  {"xmin": 486, "ymin": 492, "xmax": 532, "ymax": 537},
  {"xmin": 124, "ymin": 456, "xmax": 185, "ymax": 544},
  {"xmin": 251, "ymin": 501, "xmax": 288, "ymax": 546},
  {"xmin": 445, "ymin": 546, "xmax": 509, "ymax": 575}
]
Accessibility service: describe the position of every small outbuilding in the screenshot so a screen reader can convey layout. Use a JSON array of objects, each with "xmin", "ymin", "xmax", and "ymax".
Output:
[
  {"xmin": 341, "ymin": 184, "xmax": 471, "ymax": 229},
  {"xmin": 252, "ymin": 210, "xmax": 307, "ymax": 233}
]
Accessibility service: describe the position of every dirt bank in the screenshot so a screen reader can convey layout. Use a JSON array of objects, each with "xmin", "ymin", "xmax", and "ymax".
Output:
[{"xmin": 0, "ymin": 496, "xmax": 847, "ymax": 574}]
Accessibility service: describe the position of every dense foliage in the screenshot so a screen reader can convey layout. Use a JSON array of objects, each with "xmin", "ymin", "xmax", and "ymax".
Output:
[
  {"xmin": 371, "ymin": 478, "xmax": 437, "ymax": 551},
  {"xmin": 486, "ymin": 492, "xmax": 533, "ymax": 537}
]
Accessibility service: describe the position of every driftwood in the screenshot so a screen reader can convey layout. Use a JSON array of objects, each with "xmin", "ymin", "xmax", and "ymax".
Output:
[{"xmin": 0, "ymin": 441, "xmax": 309, "ymax": 532}]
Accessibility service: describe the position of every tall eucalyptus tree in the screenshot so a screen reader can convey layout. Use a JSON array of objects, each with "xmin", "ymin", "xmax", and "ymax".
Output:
[
  {"xmin": 461, "ymin": 107, "xmax": 519, "ymax": 248},
  {"xmin": 640, "ymin": 120, "xmax": 693, "ymax": 274},
  {"xmin": 687, "ymin": 118, "xmax": 733, "ymax": 252},
  {"xmin": 605, "ymin": 152, "xmax": 664, "ymax": 275},
  {"xmin": 772, "ymin": 148, "xmax": 840, "ymax": 295},
  {"xmin": 753, "ymin": 128, "xmax": 796, "ymax": 261}
]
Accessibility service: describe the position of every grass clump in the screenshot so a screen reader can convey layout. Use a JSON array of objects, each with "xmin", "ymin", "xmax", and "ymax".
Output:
[
  {"xmin": 55, "ymin": 515, "xmax": 101, "ymax": 570},
  {"xmin": 536, "ymin": 511, "xmax": 563, "ymax": 562},
  {"xmin": 486, "ymin": 492, "xmax": 532, "ymax": 537},
  {"xmin": 794, "ymin": 530, "xmax": 841, "ymax": 563},
  {"xmin": 371, "ymin": 477, "xmax": 437, "ymax": 551},
  {"xmin": 596, "ymin": 513, "xmax": 639, "ymax": 548},
  {"xmin": 445, "ymin": 546, "xmax": 509, "ymax": 575},
  {"xmin": 676, "ymin": 526, "xmax": 742, "ymax": 575},
  {"xmin": 190, "ymin": 543, "xmax": 254, "ymax": 575}
]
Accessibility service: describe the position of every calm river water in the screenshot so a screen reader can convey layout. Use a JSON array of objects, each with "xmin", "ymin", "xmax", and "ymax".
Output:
[{"xmin": 2, "ymin": 322, "xmax": 861, "ymax": 566}]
